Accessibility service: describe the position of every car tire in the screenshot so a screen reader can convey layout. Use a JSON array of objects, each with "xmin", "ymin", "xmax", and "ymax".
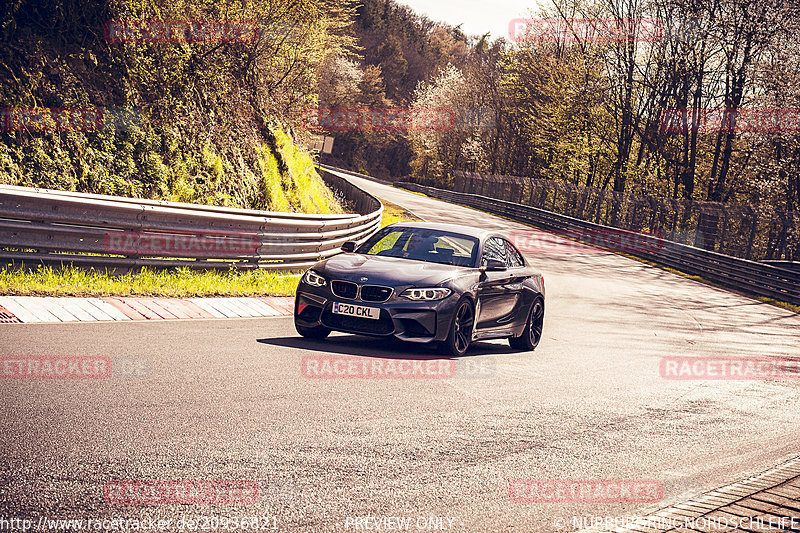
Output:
[
  {"xmin": 443, "ymin": 298, "xmax": 475, "ymax": 357},
  {"xmin": 296, "ymin": 322, "xmax": 331, "ymax": 340},
  {"xmin": 509, "ymin": 298, "xmax": 544, "ymax": 352}
]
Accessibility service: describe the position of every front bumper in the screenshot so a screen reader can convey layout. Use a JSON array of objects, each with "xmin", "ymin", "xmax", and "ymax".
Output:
[{"xmin": 295, "ymin": 285, "xmax": 458, "ymax": 343}]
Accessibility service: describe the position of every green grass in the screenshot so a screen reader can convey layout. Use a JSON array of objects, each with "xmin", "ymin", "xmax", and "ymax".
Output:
[
  {"xmin": 381, "ymin": 201, "xmax": 421, "ymax": 227},
  {"xmin": 395, "ymin": 186, "xmax": 427, "ymax": 197},
  {"xmin": 2, "ymin": 124, "xmax": 343, "ymax": 216},
  {"xmin": 272, "ymin": 129, "xmax": 343, "ymax": 214},
  {"xmin": 755, "ymin": 298, "xmax": 800, "ymax": 314},
  {"xmin": 0, "ymin": 264, "xmax": 301, "ymax": 298}
]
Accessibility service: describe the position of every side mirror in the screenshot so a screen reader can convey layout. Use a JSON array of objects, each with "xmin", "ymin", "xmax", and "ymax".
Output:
[
  {"xmin": 341, "ymin": 241, "xmax": 358, "ymax": 253},
  {"xmin": 483, "ymin": 258, "xmax": 507, "ymax": 272}
]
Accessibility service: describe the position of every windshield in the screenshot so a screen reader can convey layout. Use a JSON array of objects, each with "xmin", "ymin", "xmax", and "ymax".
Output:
[{"xmin": 358, "ymin": 227, "xmax": 479, "ymax": 267}]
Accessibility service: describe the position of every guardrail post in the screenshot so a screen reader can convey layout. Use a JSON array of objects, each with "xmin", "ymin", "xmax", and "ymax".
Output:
[
  {"xmin": 719, "ymin": 206, "xmax": 730, "ymax": 255},
  {"xmin": 744, "ymin": 206, "xmax": 757, "ymax": 260}
]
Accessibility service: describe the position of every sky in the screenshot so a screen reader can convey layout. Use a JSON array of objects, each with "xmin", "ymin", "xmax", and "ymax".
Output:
[{"xmin": 397, "ymin": 0, "xmax": 547, "ymax": 40}]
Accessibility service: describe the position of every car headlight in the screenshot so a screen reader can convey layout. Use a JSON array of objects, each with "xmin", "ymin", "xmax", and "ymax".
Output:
[
  {"xmin": 401, "ymin": 287, "xmax": 452, "ymax": 301},
  {"xmin": 303, "ymin": 270, "xmax": 327, "ymax": 287}
]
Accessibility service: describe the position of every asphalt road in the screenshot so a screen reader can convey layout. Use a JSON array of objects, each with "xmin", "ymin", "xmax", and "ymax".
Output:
[{"xmin": 2, "ymin": 171, "xmax": 800, "ymax": 532}]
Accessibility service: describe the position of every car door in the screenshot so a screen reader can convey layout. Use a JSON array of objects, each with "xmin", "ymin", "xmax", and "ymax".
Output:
[
  {"xmin": 475, "ymin": 237, "xmax": 521, "ymax": 331},
  {"xmin": 502, "ymin": 238, "xmax": 532, "ymax": 328}
]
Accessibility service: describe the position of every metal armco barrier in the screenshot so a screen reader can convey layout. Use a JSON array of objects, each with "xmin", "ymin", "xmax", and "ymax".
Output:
[
  {"xmin": 0, "ymin": 169, "xmax": 383, "ymax": 271},
  {"xmin": 443, "ymin": 171, "xmax": 798, "ymax": 262},
  {"xmin": 398, "ymin": 182, "xmax": 800, "ymax": 306}
]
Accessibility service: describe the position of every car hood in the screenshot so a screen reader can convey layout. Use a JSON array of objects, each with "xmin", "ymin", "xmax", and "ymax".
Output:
[{"xmin": 315, "ymin": 254, "xmax": 471, "ymax": 287}]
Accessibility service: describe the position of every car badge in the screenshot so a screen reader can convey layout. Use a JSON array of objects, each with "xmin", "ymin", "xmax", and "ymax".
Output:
[{"xmin": 360, "ymin": 277, "xmax": 369, "ymax": 282}]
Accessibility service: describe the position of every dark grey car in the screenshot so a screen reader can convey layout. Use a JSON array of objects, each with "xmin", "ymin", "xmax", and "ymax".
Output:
[{"xmin": 294, "ymin": 222, "xmax": 545, "ymax": 356}]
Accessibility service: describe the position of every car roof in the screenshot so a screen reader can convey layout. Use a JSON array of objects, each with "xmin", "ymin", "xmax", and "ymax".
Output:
[{"xmin": 386, "ymin": 221, "xmax": 498, "ymax": 240}]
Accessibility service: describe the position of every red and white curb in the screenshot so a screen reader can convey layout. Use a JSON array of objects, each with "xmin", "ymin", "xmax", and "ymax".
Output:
[{"xmin": 0, "ymin": 296, "xmax": 294, "ymax": 324}]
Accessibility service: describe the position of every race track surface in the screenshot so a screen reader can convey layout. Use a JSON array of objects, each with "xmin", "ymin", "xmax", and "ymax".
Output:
[{"xmin": 2, "ymin": 170, "xmax": 799, "ymax": 532}]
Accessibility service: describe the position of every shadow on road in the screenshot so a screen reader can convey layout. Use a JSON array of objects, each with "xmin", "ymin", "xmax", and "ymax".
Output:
[{"xmin": 257, "ymin": 335, "xmax": 515, "ymax": 359}]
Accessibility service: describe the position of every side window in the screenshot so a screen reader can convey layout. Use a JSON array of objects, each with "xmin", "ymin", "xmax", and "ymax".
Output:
[
  {"xmin": 482, "ymin": 237, "xmax": 507, "ymax": 266},
  {"xmin": 504, "ymin": 240, "xmax": 524, "ymax": 267}
]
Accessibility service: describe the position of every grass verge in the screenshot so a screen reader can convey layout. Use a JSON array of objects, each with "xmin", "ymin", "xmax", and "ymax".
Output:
[
  {"xmin": 757, "ymin": 298, "xmax": 800, "ymax": 314},
  {"xmin": 381, "ymin": 200, "xmax": 421, "ymax": 227},
  {"xmin": 0, "ymin": 265, "xmax": 302, "ymax": 298}
]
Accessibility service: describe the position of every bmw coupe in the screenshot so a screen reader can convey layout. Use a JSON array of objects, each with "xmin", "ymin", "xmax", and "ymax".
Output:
[{"xmin": 294, "ymin": 222, "xmax": 545, "ymax": 356}]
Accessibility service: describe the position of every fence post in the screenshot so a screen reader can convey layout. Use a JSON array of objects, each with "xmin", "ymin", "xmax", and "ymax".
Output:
[{"xmin": 719, "ymin": 206, "xmax": 729, "ymax": 255}]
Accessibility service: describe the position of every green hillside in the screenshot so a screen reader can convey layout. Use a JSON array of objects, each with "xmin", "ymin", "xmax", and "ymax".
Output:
[{"xmin": 0, "ymin": 0, "xmax": 351, "ymax": 214}]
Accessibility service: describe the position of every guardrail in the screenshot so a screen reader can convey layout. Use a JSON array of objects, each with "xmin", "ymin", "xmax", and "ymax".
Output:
[
  {"xmin": 762, "ymin": 261, "xmax": 800, "ymax": 273},
  {"xmin": 440, "ymin": 170, "xmax": 798, "ymax": 262},
  {"xmin": 0, "ymin": 169, "xmax": 383, "ymax": 271},
  {"xmin": 398, "ymin": 182, "xmax": 800, "ymax": 306}
]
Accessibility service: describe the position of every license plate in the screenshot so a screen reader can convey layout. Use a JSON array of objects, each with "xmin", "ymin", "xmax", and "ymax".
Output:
[{"xmin": 332, "ymin": 302, "xmax": 380, "ymax": 320}]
